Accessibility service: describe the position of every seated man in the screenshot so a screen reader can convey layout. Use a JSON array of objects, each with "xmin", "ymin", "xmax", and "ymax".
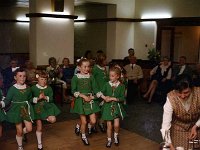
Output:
[
  {"xmin": 124, "ymin": 56, "xmax": 143, "ymax": 104},
  {"xmin": 2, "ymin": 59, "xmax": 19, "ymax": 94},
  {"xmin": 172, "ymin": 56, "xmax": 192, "ymax": 81}
]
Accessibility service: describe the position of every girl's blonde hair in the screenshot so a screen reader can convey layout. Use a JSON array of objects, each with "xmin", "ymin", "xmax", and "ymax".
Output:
[{"xmin": 109, "ymin": 66, "xmax": 122, "ymax": 77}]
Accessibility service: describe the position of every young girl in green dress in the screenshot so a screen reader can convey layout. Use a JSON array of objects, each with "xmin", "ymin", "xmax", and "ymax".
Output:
[
  {"xmin": 31, "ymin": 71, "xmax": 60, "ymax": 150},
  {"xmin": 3, "ymin": 68, "xmax": 34, "ymax": 150},
  {"xmin": 71, "ymin": 58, "xmax": 105, "ymax": 145},
  {"xmin": 101, "ymin": 66, "xmax": 126, "ymax": 148},
  {"xmin": 92, "ymin": 53, "xmax": 108, "ymax": 133},
  {"xmin": 0, "ymin": 89, "xmax": 6, "ymax": 137}
]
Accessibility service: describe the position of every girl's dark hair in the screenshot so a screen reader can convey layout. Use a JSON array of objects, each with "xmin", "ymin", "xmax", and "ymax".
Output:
[
  {"xmin": 14, "ymin": 68, "xmax": 26, "ymax": 76},
  {"xmin": 84, "ymin": 50, "xmax": 92, "ymax": 59},
  {"xmin": 77, "ymin": 58, "xmax": 90, "ymax": 66},
  {"xmin": 48, "ymin": 57, "xmax": 56, "ymax": 65},
  {"xmin": 174, "ymin": 74, "xmax": 193, "ymax": 92},
  {"xmin": 96, "ymin": 53, "xmax": 106, "ymax": 66},
  {"xmin": 37, "ymin": 70, "xmax": 48, "ymax": 78}
]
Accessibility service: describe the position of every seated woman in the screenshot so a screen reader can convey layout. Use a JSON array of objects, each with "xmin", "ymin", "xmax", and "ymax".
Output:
[
  {"xmin": 161, "ymin": 75, "xmax": 200, "ymax": 150},
  {"xmin": 46, "ymin": 57, "xmax": 68, "ymax": 101},
  {"xmin": 61, "ymin": 58, "xmax": 74, "ymax": 86},
  {"xmin": 25, "ymin": 60, "xmax": 36, "ymax": 85},
  {"xmin": 143, "ymin": 57, "xmax": 172, "ymax": 103}
]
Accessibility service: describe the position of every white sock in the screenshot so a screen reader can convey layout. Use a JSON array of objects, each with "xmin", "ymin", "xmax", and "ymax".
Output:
[
  {"xmin": 36, "ymin": 131, "xmax": 42, "ymax": 148},
  {"xmin": 76, "ymin": 124, "xmax": 80, "ymax": 128},
  {"xmin": 107, "ymin": 137, "xmax": 112, "ymax": 141},
  {"xmin": 82, "ymin": 133, "xmax": 86, "ymax": 139},
  {"xmin": 16, "ymin": 135, "xmax": 23, "ymax": 147},
  {"xmin": 23, "ymin": 127, "xmax": 28, "ymax": 134},
  {"xmin": 114, "ymin": 132, "xmax": 118, "ymax": 138},
  {"xmin": 88, "ymin": 123, "xmax": 92, "ymax": 129}
]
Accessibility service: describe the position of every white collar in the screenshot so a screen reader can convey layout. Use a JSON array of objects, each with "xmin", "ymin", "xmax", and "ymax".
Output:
[
  {"xmin": 36, "ymin": 84, "xmax": 47, "ymax": 89},
  {"xmin": 97, "ymin": 65, "xmax": 105, "ymax": 70},
  {"xmin": 76, "ymin": 73, "xmax": 90, "ymax": 78},
  {"xmin": 13, "ymin": 83, "xmax": 27, "ymax": 89},
  {"xmin": 130, "ymin": 64, "xmax": 136, "ymax": 67},
  {"xmin": 109, "ymin": 81, "xmax": 120, "ymax": 87}
]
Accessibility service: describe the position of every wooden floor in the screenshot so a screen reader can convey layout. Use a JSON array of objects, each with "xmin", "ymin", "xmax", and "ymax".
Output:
[{"xmin": 0, "ymin": 120, "xmax": 159, "ymax": 150}]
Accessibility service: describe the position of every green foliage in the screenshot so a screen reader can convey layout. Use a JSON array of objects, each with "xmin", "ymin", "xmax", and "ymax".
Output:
[{"xmin": 147, "ymin": 48, "xmax": 160, "ymax": 61}]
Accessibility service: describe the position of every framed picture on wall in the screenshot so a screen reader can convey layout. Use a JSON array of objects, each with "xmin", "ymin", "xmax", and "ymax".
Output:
[{"xmin": 51, "ymin": 0, "xmax": 64, "ymax": 12}]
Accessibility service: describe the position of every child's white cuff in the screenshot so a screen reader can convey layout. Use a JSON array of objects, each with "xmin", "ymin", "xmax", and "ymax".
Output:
[
  {"xmin": 33, "ymin": 97, "xmax": 38, "ymax": 104},
  {"xmin": 74, "ymin": 92, "xmax": 80, "ymax": 98}
]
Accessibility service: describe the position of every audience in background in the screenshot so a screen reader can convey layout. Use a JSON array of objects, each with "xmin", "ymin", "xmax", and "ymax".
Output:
[
  {"xmin": 84, "ymin": 50, "xmax": 95, "ymax": 66},
  {"xmin": 25, "ymin": 60, "xmax": 36, "ymax": 85},
  {"xmin": 2, "ymin": 59, "xmax": 19, "ymax": 94},
  {"xmin": 172, "ymin": 56, "xmax": 192, "ymax": 81},
  {"xmin": 192, "ymin": 63, "xmax": 200, "ymax": 86},
  {"xmin": 46, "ymin": 57, "xmax": 68, "ymax": 101},
  {"xmin": 123, "ymin": 48, "xmax": 135, "ymax": 66},
  {"xmin": 124, "ymin": 56, "xmax": 143, "ymax": 105},
  {"xmin": 143, "ymin": 57, "xmax": 172, "ymax": 103},
  {"xmin": 61, "ymin": 58, "xmax": 74, "ymax": 86}
]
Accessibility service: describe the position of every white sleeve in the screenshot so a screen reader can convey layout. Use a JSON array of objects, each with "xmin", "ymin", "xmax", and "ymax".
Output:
[
  {"xmin": 195, "ymin": 118, "xmax": 200, "ymax": 127},
  {"xmin": 150, "ymin": 66, "xmax": 158, "ymax": 76},
  {"xmin": 33, "ymin": 97, "xmax": 38, "ymax": 104},
  {"xmin": 160, "ymin": 97, "xmax": 173, "ymax": 143}
]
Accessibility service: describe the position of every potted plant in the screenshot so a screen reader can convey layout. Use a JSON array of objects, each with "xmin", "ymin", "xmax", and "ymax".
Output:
[{"xmin": 147, "ymin": 47, "xmax": 160, "ymax": 62}]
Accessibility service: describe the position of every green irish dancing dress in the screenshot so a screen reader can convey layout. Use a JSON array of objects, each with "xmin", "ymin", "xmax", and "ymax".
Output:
[
  {"xmin": 92, "ymin": 65, "xmax": 109, "ymax": 91},
  {"xmin": 31, "ymin": 84, "xmax": 61, "ymax": 120},
  {"xmin": 4, "ymin": 84, "xmax": 34, "ymax": 123},
  {"xmin": 0, "ymin": 89, "xmax": 6, "ymax": 122},
  {"xmin": 71, "ymin": 73, "xmax": 102, "ymax": 115},
  {"xmin": 101, "ymin": 81, "xmax": 126, "ymax": 121}
]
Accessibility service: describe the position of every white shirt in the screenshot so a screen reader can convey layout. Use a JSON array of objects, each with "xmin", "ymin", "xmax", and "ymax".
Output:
[
  {"xmin": 160, "ymin": 96, "xmax": 200, "ymax": 143},
  {"xmin": 178, "ymin": 65, "xmax": 186, "ymax": 75}
]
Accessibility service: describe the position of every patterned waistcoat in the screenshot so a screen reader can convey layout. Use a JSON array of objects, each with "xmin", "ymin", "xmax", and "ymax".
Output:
[{"xmin": 168, "ymin": 87, "xmax": 200, "ymax": 131}]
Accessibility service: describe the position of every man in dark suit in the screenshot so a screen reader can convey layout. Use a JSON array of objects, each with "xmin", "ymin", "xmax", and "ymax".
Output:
[
  {"xmin": 172, "ymin": 56, "xmax": 192, "ymax": 81},
  {"xmin": 123, "ymin": 48, "xmax": 135, "ymax": 66},
  {"xmin": 2, "ymin": 59, "xmax": 19, "ymax": 94}
]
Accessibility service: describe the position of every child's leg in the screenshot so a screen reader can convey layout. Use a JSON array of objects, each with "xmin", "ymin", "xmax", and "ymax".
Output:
[
  {"xmin": 80, "ymin": 115, "xmax": 87, "ymax": 135},
  {"xmin": 80, "ymin": 115, "xmax": 89, "ymax": 145},
  {"xmin": 36, "ymin": 120, "xmax": 43, "ymax": 149},
  {"xmin": 23, "ymin": 120, "xmax": 32, "ymax": 133},
  {"xmin": 88, "ymin": 113, "xmax": 96, "ymax": 134},
  {"xmin": 113, "ymin": 118, "xmax": 120, "ymax": 145},
  {"xmin": 0, "ymin": 123, "xmax": 2, "ymax": 137},
  {"xmin": 107, "ymin": 121, "xmax": 112, "ymax": 139},
  {"xmin": 16, "ymin": 123, "xmax": 24, "ymax": 149},
  {"xmin": 47, "ymin": 116, "xmax": 56, "ymax": 123},
  {"xmin": 106, "ymin": 121, "xmax": 112, "ymax": 147}
]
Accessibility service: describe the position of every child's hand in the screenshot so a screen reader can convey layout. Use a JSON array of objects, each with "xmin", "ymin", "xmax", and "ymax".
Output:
[
  {"xmin": 104, "ymin": 96, "xmax": 112, "ymax": 102},
  {"xmin": 38, "ymin": 92, "xmax": 46, "ymax": 101},
  {"xmin": 84, "ymin": 96, "xmax": 92, "ymax": 102},
  {"xmin": 89, "ymin": 95, "xmax": 95, "ymax": 100}
]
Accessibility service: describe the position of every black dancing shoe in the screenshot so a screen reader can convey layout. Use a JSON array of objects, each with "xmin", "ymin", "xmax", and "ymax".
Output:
[
  {"xmin": 106, "ymin": 140, "xmax": 112, "ymax": 148},
  {"xmin": 22, "ymin": 133, "xmax": 27, "ymax": 143},
  {"xmin": 92, "ymin": 126, "xmax": 98, "ymax": 133},
  {"xmin": 98, "ymin": 123, "xmax": 106, "ymax": 133},
  {"xmin": 38, "ymin": 148, "xmax": 43, "ymax": 150},
  {"xmin": 82, "ymin": 137, "xmax": 90, "ymax": 145},
  {"xmin": 75, "ymin": 126, "xmax": 80, "ymax": 136},
  {"xmin": 114, "ymin": 137, "xmax": 119, "ymax": 146}
]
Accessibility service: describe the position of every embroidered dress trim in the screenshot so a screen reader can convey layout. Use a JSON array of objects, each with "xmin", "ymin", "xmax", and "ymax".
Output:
[
  {"xmin": 76, "ymin": 73, "xmax": 90, "ymax": 78},
  {"xmin": 97, "ymin": 65, "xmax": 106, "ymax": 70},
  {"xmin": 36, "ymin": 84, "xmax": 47, "ymax": 89},
  {"xmin": 109, "ymin": 81, "xmax": 120, "ymax": 87},
  {"xmin": 13, "ymin": 84, "xmax": 27, "ymax": 89}
]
